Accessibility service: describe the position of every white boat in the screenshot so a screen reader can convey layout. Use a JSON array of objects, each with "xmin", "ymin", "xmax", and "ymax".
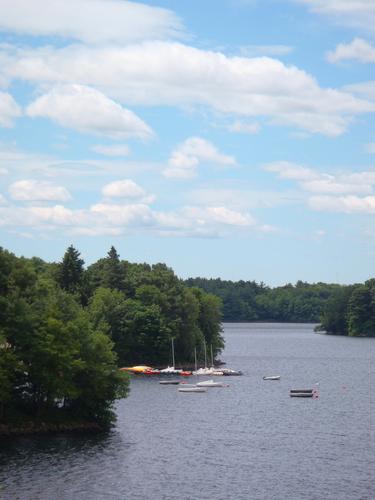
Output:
[
  {"xmin": 178, "ymin": 387, "xmax": 207, "ymax": 393},
  {"xmin": 160, "ymin": 339, "xmax": 183, "ymax": 375},
  {"xmin": 160, "ymin": 366, "xmax": 182, "ymax": 375},
  {"xmin": 263, "ymin": 375, "xmax": 281, "ymax": 380},
  {"xmin": 192, "ymin": 366, "xmax": 216, "ymax": 376},
  {"xmin": 196, "ymin": 379, "xmax": 228, "ymax": 388},
  {"xmin": 221, "ymin": 368, "xmax": 242, "ymax": 376},
  {"xmin": 192, "ymin": 342, "xmax": 218, "ymax": 375}
]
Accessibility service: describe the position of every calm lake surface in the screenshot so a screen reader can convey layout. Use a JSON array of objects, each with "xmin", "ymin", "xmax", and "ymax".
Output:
[{"xmin": 1, "ymin": 323, "xmax": 375, "ymax": 500}]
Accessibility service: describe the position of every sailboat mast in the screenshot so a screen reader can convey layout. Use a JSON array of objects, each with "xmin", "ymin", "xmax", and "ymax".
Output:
[
  {"xmin": 204, "ymin": 340, "xmax": 207, "ymax": 368},
  {"xmin": 210, "ymin": 344, "xmax": 214, "ymax": 367},
  {"xmin": 172, "ymin": 338, "xmax": 175, "ymax": 368},
  {"xmin": 194, "ymin": 346, "xmax": 197, "ymax": 371}
]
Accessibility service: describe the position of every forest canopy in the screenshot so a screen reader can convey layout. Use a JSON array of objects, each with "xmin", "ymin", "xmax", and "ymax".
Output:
[{"xmin": 0, "ymin": 246, "xmax": 223, "ymax": 432}]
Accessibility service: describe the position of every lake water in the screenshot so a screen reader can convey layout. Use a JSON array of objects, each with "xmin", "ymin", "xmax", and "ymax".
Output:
[{"xmin": 1, "ymin": 323, "xmax": 375, "ymax": 499}]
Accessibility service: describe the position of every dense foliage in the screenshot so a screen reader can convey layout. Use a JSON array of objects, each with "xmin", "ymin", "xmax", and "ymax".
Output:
[
  {"xmin": 184, "ymin": 278, "xmax": 341, "ymax": 323},
  {"xmin": 319, "ymin": 279, "xmax": 375, "ymax": 336},
  {"xmin": 0, "ymin": 246, "xmax": 224, "ymax": 431}
]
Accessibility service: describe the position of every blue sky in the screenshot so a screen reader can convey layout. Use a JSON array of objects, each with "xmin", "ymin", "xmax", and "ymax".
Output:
[{"xmin": 1, "ymin": 0, "xmax": 375, "ymax": 286}]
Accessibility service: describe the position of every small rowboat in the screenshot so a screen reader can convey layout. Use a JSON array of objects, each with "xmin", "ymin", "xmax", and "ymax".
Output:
[
  {"xmin": 159, "ymin": 380, "xmax": 180, "ymax": 385},
  {"xmin": 263, "ymin": 375, "xmax": 281, "ymax": 381}
]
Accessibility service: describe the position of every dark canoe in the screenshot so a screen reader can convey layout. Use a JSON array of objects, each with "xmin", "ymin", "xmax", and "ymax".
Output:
[
  {"xmin": 290, "ymin": 392, "xmax": 314, "ymax": 398},
  {"xmin": 290, "ymin": 389, "xmax": 314, "ymax": 393}
]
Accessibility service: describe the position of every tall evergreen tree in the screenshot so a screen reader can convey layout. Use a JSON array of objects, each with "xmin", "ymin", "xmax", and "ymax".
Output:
[
  {"xmin": 104, "ymin": 246, "xmax": 125, "ymax": 291},
  {"xmin": 57, "ymin": 245, "xmax": 84, "ymax": 294}
]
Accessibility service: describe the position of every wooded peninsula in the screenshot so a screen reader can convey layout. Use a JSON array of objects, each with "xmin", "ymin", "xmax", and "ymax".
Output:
[{"xmin": 1, "ymin": 245, "xmax": 373, "ymax": 435}]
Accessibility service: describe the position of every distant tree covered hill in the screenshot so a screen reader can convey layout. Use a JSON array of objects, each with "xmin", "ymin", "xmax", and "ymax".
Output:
[{"xmin": 184, "ymin": 277, "xmax": 342, "ymax": 323}]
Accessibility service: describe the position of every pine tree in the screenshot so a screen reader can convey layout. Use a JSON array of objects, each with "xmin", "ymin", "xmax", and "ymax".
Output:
[{"xmin": 57, "ymin": 245, "xmax": 84, "ymax": 294}]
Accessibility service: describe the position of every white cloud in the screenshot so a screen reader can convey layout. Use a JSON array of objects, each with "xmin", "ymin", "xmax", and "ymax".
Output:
[
  {"xmin": 264, "ymin": 161, "xmax": 318, "ymax": 181},
  {"xmin": 301, "ymin": 177, "xmax": 372, "ymax": 194},
  {"xmin": 2, "ymin": 42, "xmax": 373, "ymax": 136},
  {"xmin": 0, "ymin": 167, "xmax": 9, "ymax": 175},
  {"xmin": 182, "ymin": 206, "xmax": 255, "ymax": 227},
  {"xmin": 90, "ymin": 202, "xmax": 154, "ymax": 226},
  {"xmin": 265, "ymin": 161, "xmax": 375, "ymax": 196},
  {"xmin": 92, "ymin": 144, "xmax": 130, "ymax": 157},
  {"xmin": 344, "ymin": 81, "xmax": 375, "ymax": 100},
  {"xmin": 9, "ymin": 179, "xmax": 71, "ymax": 201},
  {"xmin": 0, "ymin": 0, "xmax": 183, "ymax": 44},
  {"xmin": 327, "ymin": 38, "xmax": 375, "ymax": 63},
  {"xmin": 163, "ymin": 137, "xmax": 236, "ymax": 178},
  {"xmin": 0, "ymin": 197, "xmax": 262, "ymax": 238},
  {"xmin": 297, "ymin": 0, "xmax": 375, "ymax": 34},
  {"xmin": 26, "ymin": 84, "xmax": 154, "ymax": 140},
  {"xmin": 188, "ymin": 187, "xmax": 298, "ymax": 210},
  {"xmin": 102, "ymin": 179, "xmax": 146, "ymax": 199},
  {"xmin": 0, "ymin": 91, "xmax": 21, "ymax": 127},
  {"xmin": 309, "ymin": 194, "xmax": 375, "ymax": 213},
  {"xmin": 228, "ymin": 121, "xmax": 261, "ymax": 134},
  {"xmin": 0, "ymin": 194, "xmax": 6, "ymax": 205}
]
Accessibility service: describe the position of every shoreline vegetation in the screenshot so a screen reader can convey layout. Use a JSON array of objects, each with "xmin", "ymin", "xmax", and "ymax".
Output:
[
  {"xmin": 0, "ymin": 245, "xmax": 223, "ymax": 437},
  {"xmin": 1, "ymin": 246, "xmax": 373, "ymax": 437},
  {"xmin": 185, "ymin": 278, "xmax": 375, "ymax": 337}
]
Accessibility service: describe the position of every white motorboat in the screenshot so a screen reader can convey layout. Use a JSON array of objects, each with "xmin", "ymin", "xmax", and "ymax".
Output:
[
  {"xmin": 178, "ymin": 387, "xmax": 207, "ymax": 393},
  {"xmin": 196, "ymin": 379, "xmax": 228, "ymax": 388},
  {"xmin": 221, "ymin": 368, "xmax": 242, "ymax": 376},
  {"xmin": 263, "ymin": 375, "xmax": 281, "ymax": 380}
]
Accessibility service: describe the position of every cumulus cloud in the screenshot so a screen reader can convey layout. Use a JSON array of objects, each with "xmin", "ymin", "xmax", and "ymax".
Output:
[
  {"xmin": 264, "ymin": 161, "xmax": 318, "ymax": 181},
  {"xmin": 327, "ymin": 38, "xmax": 375, "ymax": 63},
  {"xmin": 297, "ymin": 0, "xmax": 375, "ymax": 34},
  {"xmin": 9, "ymin": 179, "xmax": 71, "ymax": 201},
  {"xmin": 26, "ymin": 84, "xmax": 154, "ymax": 140},
  {"xmin": 0, "ymin": 0, "xmax": 183, "ymax": 44},
  {"xmin": 0, "ymin": 196, "xmax": 261, "ymax": 238},
  {"xmin": 301, "ymin": 177, "xmax": 373, "ymax": 194},
  {"xmin": 309, "ymin": 195, "xmax": 375, "ymax": 213},
  {"xmin": 92, "ymin": 144, "xmax": 130, "ymax": 157},
  {"xmin": 1, "ymin": 42, "xmax": 373, "ymax": 136},
  {"xmin": 265, "ymin": 161, "xmax": 375, "ymax": 198},
  {"xmin": 0, "ymin": 91, "xmax": 21, "ymax": 127},
  {"xmin": 163, "ymin": 137, "xmax": 236, "ymax": 178},
  {"xmin": 185, "ymin": 206, "xmax": 255, "ymax": 226},
  {"xmin": 102, "ymin": 179, "xmax": 146, "ymax": 199}
]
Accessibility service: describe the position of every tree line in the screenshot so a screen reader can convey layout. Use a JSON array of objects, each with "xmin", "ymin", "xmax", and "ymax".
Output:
[
  {"xmin": 184, "ymin": 277, "xmax": 341, "ymax": 323},
  {"xmin": 318, "ymin": 279, "xmax": 375, "ymax": 336},
  {"xmin": 0, "ymin": 246, "xmax": 223, "ymax": 432}
]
